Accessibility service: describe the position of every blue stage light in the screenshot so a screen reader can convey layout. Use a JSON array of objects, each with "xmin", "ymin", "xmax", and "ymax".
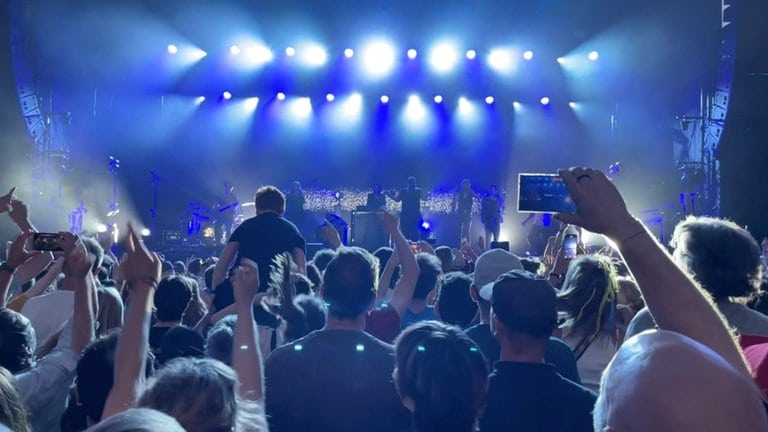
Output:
[
  {"xmin": 488, "ymin": 48, "xmax": 514, "ymax": 72},
  {"xmin": 277, "ymin": 92, "xmax": 286, "ymax": 101},
  {"xmin": 380, "ymin": 95, "xmax": 390, "ymax": 104},
  {"xmin": 285, "ymin": 46, "xmax": 296, "ymax": 57},
  {"xmin": 167, "ymin": 44, "xmax": 178, "ymax": 55},
  {"xmin": 230, "ymin": 45, "xmax": 241, "ymax": 56},
  {"xmin": 485, "ymin": 96, "xmax": 495, "ymax": 105},
  {"xmin": 465, "ymin": 49, "xmax": 477, "ymax": 60},
  {"xmin": 362, "ymin": 40, "xmax": 396, "ymax": 77},
  {"xmin": 344, "ymin": 48, "xmax": 354, "ymax": 58},
  {"xmin": 433, "ymin": 95, "xmax": 443, "ymax": 104},
  {"xmin": 523, "ymin": 50, "xmax": 534, "ymax": 61},
  {"xmin": 407, "ymin": 48, "xmax": 418, "ymax": 59},
  {"xmin": 326, "ymin": 93, "xmax": 335, "ymax": 102},
  {"xmin": 588, "ymin": 51, "xmax": 600, "ymax": 61},
  {"xmin": 222, "ymin": 91, "xmax": 232, "ymax": 100},
  {"xmin": 429, "ymin": 42, "xmax": 459, "ymax": 72},
  {"xmin": 540, "ymin": 97, "xmax": 551, "ymax": 106},
  {"xmin": 303, "ymin": 44, "xmax": 327, "ymax": 66}
]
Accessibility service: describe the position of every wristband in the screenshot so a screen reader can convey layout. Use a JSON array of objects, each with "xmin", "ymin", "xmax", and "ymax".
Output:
[
  {"xmin": 0, "ymin": 262, "xmax": 16, "ymax": 274},
  {"xmin": 129, "ymin": 277, "xmax": 160, "ymax": 289}
]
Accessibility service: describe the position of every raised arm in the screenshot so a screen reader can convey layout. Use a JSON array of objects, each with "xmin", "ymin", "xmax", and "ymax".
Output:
[
  {"xmin": 59, "ymin": 233, "xmax": 96, "ymax": 355},
  {"xmin": 22, "ymin": 257, "xmax": 64, "ymax": 301},
  {"xmin": 555, "ymin": 167, "xmax": 752, "ymax": 378},
  {"xmin": 102, "ymin": 223, "xmax": 161, "ymax": 420},
  {"xmin": 0, "ymin": 231, "xmax": 39, "ymax": 307},
  {"xmin": 380, "ymin": 213, "xmax": 420, "ymax": 317},
  {"xmin": 230, "ymin": 258, "xmax": 264, "ymax": 401},
  {"xmin": 377, "ymin": 249, "xmax": 399, "ymax": 303},
  {"xmin": 212, "ymin": 242, "xmax": 238, "ymax": 289},
  {"xmin": 8, "ymin": 199, "xmax": 36, "ymax": 233}
]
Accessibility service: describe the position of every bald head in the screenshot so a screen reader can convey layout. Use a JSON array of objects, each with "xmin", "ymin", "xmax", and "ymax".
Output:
[
  {"xmin": 594, "ymin": 330, "xmax": 768, "ymax": 432},
  {"xmin": 595, "ymin": 330, "xmax": 767, "ymax": 432}
]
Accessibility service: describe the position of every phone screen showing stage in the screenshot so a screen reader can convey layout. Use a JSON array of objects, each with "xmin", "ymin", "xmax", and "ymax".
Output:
[{"xmin": 517, "ymin": 174, "xmax": 577, "ymax": 214}]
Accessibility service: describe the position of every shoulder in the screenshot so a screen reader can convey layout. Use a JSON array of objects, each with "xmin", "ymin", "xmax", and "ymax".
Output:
[{"xmin": 266, "ymin": 332, "xmax": 317, "ymax": 366}]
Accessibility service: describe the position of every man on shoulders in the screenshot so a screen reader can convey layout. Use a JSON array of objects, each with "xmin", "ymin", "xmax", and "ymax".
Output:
[
  {"xmin": 212, "ymin": 186, "xmax": 306, "ymax": 319},
  {"xmin": 480, "ymin": 270, "xmax": 596, "ymax": 432}
]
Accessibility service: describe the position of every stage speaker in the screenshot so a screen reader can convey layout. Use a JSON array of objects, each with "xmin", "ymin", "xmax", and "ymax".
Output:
[{"xmin": 351, "ymin": 211, "xmax": 390, "ymax": 251}]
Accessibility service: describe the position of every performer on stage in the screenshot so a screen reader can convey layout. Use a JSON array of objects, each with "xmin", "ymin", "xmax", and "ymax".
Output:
[
  {"xmin": 285, "ymin": 181, "xmax": 306, "ymax": 224},
  {"xmin": 454, "ymin": 179, "xmax": 476, "ymax": 243},
  {"xmin": 481, "ymin": 185, "xmax": 504, "ymax": 247},
  {"xmin": 387, "ymin": 176, "xmax": 428, "ymax": 241},
  {"xmin": 366, "ymin": 185, "xmax": 387, "ymax": 211}
]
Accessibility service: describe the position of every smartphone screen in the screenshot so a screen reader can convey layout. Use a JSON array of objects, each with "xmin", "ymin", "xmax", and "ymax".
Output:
[
  {"xmin": 517, "ymin": 174, "xmax": 577, "ymax": 214},
  {"xmin": 33, "ymin": 233, "xmax": 63, "ymax": 252},
  {"xmin": 564, "ymin": 234, "xmax": 578, "ymax": 259}
]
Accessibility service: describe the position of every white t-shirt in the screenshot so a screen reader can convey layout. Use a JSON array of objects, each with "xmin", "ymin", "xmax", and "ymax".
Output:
[{"xmin": 21, "ymin": 290, "xmax": 74, "ymax": 348}]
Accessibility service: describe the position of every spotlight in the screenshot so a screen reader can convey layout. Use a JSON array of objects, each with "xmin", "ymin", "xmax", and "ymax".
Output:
[
  {"xmin": 276, "ymin": 92, "xmax": 286, "ymax": 101},
  {"xmin": 167, "ymin": 44, "xmax": 178, "ymax": 55},
  {"xmin": 523, "ymin": 50, "xmax": 534, "ymax": 61},
  {"xmin": 380, "ymin": 95, "xmax": 390, "ymax": 104},
  {"xmin": 326, "ymin": 93, "xmax": 335, "ymax": 102},
  {"xmin": 95, "ymin": 223, "xmax": 108, "ymax": 233},
  {"xmin": 485, "ymin": 96, "xmax": 495, "ymax": 105},
  {"xmin": 248, "ymin": 45, "xmax": 274, "ymax": 64},
  {"xmin": 569, "ymin": 101, "xmax": 577, "ymax": 108},
  {"xmin": 556, "ymin": 57, "xmax": 566, "ymax": 65},
  {"xmin": 429, "ymin": 42, "xmax": 459, "ymax": 72},
  {"xmin": 588, "ymin": 51, "xmax": 599, "ymax": 61},
  {"xmin": 303, "ymin": 44, "xmax": 328, "ymax": 66},
  {"xmin": 285, "ymin": 46, "xmax": 296, "ymax": 57},
  {"xmin": 362, "ymin": 40, "xmax": 396, "ymax": 77},
  {"xmin": 433, "ymin": 95, "xmax": 443, "ymax": 104},
  {"xmin": 513, "ymin": 101, "xmax": 522, "ymax": 109},
  {"xmin": 222, "ymin": 91, "xmax": 232, "ymax": 100},
  {"xmin": 540, "ymin": 97, "xmax": 551, "ymax": 106},
  {"xmin": 195, "ymin": 96, "xmax": 206, "ymax": 105},
  {"xmin": 344, "ymin": 93, "xmax": 363, "ymax": 115},
  {"xmin": 488, "ymin": 48, "xmax": 514, "ymax": 72},
  {"xmin": 230, "ymin": 45, "xmax": 241, "ymax": 56},
  {"xmin": 421, "ymin": 221, "xmax": 431, "ymax": 230},
  {"xmin": 405, "ymin": 94, "xmax": 427, "ymax": 121},
  {"xmin": 458, "ymin": 96, "xmax": 470, "ymax": 110},
  {"xmin": 344, "ymin": 48, "xmax": 354, "ymax": 58},
  {"xmin": 291, "ymin": 97, "xmax": 313, "ymax": 119},
  {"xmin": 140, "ymin": 228, "xmax": 151, "ymax": 237},
  {"xmin": 465, "ymin": 49, "xmax": 477, "ymax": 60},
  {"xmin": 244, "ymin": 97, "xmax": 259, "ymax": 111},
  {"xmin": 407, "ymin": 48, "xmax": 418, "ymax": 59}
]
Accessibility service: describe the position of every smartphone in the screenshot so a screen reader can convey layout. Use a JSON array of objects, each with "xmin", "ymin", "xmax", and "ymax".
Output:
[
  {"xmin": 410, "ymin": 242, "xmax": 421, "ymax": 254},
  {"xmin": 33, "ymin": 233, "xmax": 63, "ymax": 252},
  {"xmin": 563, "ymin": 234, "xmax": 578, "ymax": 260},
  {"xmin": 517, "ymin": 174, "xmax": 577, "ymax": 214}
]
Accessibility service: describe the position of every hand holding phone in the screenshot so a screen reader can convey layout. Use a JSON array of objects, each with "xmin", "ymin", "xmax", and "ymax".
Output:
[
  {"xmin": 33, "ymin": 233, "xmax": 64, "ymax": 252},
  {"xmin": 563, "ymin": 234, "xmax": 578, "ymax": 260}
]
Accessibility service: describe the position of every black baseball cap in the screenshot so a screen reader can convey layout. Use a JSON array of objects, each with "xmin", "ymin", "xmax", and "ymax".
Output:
[{"xmin": 491, "ymin": 270, "xmax": 558, "ymax": 339}]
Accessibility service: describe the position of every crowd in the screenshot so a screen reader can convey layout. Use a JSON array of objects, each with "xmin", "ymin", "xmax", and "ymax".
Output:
[{"xmin": 1, "ymin": 167, "xmax": 768, "ymax": 431}]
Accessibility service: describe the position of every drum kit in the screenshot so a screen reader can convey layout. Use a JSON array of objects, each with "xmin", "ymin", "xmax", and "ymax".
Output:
[{"xmin": 180, "ymin": 199, "xmax": 253, "ymax": 245}]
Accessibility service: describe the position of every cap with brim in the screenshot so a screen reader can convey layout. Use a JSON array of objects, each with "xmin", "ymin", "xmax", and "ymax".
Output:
[{"xmin": 474, "ymin": 249, "xmax": 523, "ymax": 301}]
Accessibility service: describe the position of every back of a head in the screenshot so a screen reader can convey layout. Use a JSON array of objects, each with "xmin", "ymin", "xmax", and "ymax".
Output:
[
  {"xmin": 434, "ymin": 247, "xmax": 454, "ymax": 273},
  {"xmin": 85, "ymin": 408, "xmax": 185, "ymax": 432},
  {"xmin": 255, "ymin": 186, "xmax": 286, "ymax": 214},
  {"xmin": 75, "ymin": 332, "xmax": 155, "ymax": 424},
  {"xmin": 595, "ymin": 330, "xmax": 768, "ymax": 431},
  {"xmin": 138, "ymin": 357, "xmax": 239, "ymax": 432},
  {"xmin": 206, "ymin": 316, "xmax": 237, "ymax": 366},
  {"xmin": 159, "ymin": 326, "xmax": 205, "ymax": 365},
  {"xmin": 173, "ymin": 261, "xmax": 187, "ymax": 276},
  {"xmin": 0, "ymin": 309, "xmax": 33, "ymax": 374},
  {"xmin": 520, "ymin": 257, "xmax": 544, "ymax": 276},
  {"xmin": 414, "ymin": 253, "xmax": 443, "ymax": 301},
  {"xmin": 491, "ymin": 270, "xmax": 558, "ymax": 343},
  {"xmin": 154, "ymin": 276, "xmax": 193, "ymax": 322},
  {"xmin": 284, "ymin": 294, "xmax": 327, "ymax": 342},
  {"xmin": 0, "ymin": 367, "xmax": 29, "ymax": 432},
  {"xmin": 292, "ymin": 273, "xmax": 314, "ymax": 296},
  {"xmin": 436, "ymin": 272, "xmax": 477, "ymax": 328},
  {"xmin": 305, "ymin": 263, "xmax": 322, "ymax": 287},
  {"xmin": 187, "ymin": 258, "xmax": 203, "ymax": 277},
  {"xmin": 311, "ymin": 249, "xmax": 337, "ymax": 272},
  {"xmin": 322, "ymin": 247, "xmax": 378, "ymax": 319},
  {"xmin": 558, "ymin": 255, "xmax": 618, "ymax": 337},
  {"xmin": 671, "ymin": 216, "xmax": 762, "ymax": 300},
  {"xmin": 373, "ymin": 247, "xmax": 400, "ymax": 287},
  {"xmin": 394, "ymin": 321, "xmax": 488, "ymax": 432}
]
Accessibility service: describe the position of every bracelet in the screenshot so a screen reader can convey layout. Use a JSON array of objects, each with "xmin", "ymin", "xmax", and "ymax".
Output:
[
  {"xmin": 0, "ymin": 262, "xmax": 16, "ymax": 274},
  {"xmin": 129, "ymin": 277, "xmax": 160, "ymax": 289}
]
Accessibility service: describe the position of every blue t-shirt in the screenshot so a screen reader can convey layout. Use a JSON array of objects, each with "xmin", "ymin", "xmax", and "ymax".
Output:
[{"xmin": 400, "ymin": 306, "xmax": 438, "ymax": 329}]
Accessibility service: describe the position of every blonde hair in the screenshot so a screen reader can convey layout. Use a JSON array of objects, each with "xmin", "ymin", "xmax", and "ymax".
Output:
[
  {"xmin": 0, "ymin": 367, "xmax": 30, "ymax": 432},
  {"xmin": 86, "ymin": 408, "xmax": 184, "ymax": 432},
  {"xmin": 137, "ymin": 357, "xmax": 266, "ymax": 432}
]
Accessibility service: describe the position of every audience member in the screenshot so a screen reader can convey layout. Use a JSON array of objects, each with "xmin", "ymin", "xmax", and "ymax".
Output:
[
  {"xmin": 150, "ymin": 276, "xmax": 193, "ymax": 357},
  {"xmin": 480, "ymin": 270, "xmax": 596, "ymax": 432},
  {"xmin": 554, "ymin": 167, "xmax": 767, "ymax": 430},
  {"xmin": 464, "ymin": 249, "xmax": 581, "ymax": 383},
  {"xmin": 84, "ymin": 408, "xmax": 184, "ymax": 432},
  {"xmin": 265, "ymin": 246, "xmax": 410, "ymax": 432},
  {"xmin": 400, "ymin": 253, "xmax": 442, "ymax": 328},
  {"xmin": 0, "ymin": 366, "xmax": 29, "ymax": 432},
  {"xmin": 205, "ymin": 315, "xmax": 237, "ymax": 366},
  {"xmin": 304, "ymin": 263, "xmax": 322, "ymax": 287},
  {"xmin": 180, "ymin": 276, "xmax": 208, "ymax": 328},
  {"xmin": 615, "ymin": 275, "xmax": 643, "ymax": 333},
  {"xmin": 158, "ymin": 326, "xmax": 206, "ymax": 365},
  {"xmin": 434, "ymin": 272, "xmax": 477, "ymax": 328},
  {"xmin": 434, "ymin": 246, "xmax": 455, "ymax": 273},
  {"xmin": 394, "ymin": 321, "xmax": 488, "ymax": 432},
  {"xmin": 627, "ymin": 215, "xmax": 768, "ymax": 338},
  {"xmin": 310, "ymin": 248, "xmax": 336, "ymax": 273},
  {"xmin": 557, "ymin": 254, "xmax": 621, "ymax": 392}
]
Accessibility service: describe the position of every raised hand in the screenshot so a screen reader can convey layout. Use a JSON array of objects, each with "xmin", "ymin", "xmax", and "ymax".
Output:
[
  {"xmin": 61, "ymin": 235, "xmax": 93, "ymax": 280},
  {"xmin": 8, "ymin": 199, "xmax": 30, "ymax": 228},
  {"xmin": 5, "ymin": 231, "xmax": 39, "ymax": 269},
  {"xmin": 320, "ymin": 222, "xmax": 342, "ymax": 249},
  {"xmin": 554, "ymin": 168, "xmax": 641, "ymax": 241},
  {"xmin": 120, "ymin": 222, "xmax": 161, "ymax": 287},
  {"xmin": 231, "ymin": 258, "xmax": 260, "ymax": 308},
  {"xmin": 380, "ymin": 212, "xmax": 399, "ymax": 234},
  {"xmin": 0, "ymin": 187, "xmax": 15, "ymax": 213}
]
